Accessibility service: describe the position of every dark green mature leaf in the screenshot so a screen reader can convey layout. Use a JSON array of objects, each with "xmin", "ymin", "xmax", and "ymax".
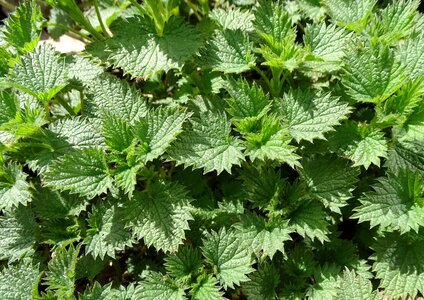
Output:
[
  {"xmin": 3, "ymin": 0, "xmax": 42, "ymax": 53},
  {"xmin": 323, "ymin": 0, "xmax": 377, "ymax": 30},
  {"xmin": 337, "ymin": 269, "xmax": 378, "ymax": 300},
  {"xmin": 210, "ymin": 8, "xmax": 255, "ymax": 31},
  {"xmin": 0, "ymin": 258, "xmax": 40, "ymax": 299},
  {"xmin": 89, "ymin": 15, "xmax": 202, "ymax": 78},
  {"xmin": 0, "ymin": 163, "xmax": 32, "ymax": 210},
  {"xmin": 0, "ymin": 91, "xmax": 19, "ymax": 125},
  {"xmin": 165, "ymin": 246, "xmax": 202, "ymax": 281},
  {"xmin": 396, "ymin": 32, "xmax": 424, "ymax": 79},
  {"xmin": 190, "ymin": 275, "xmax": 225, "ymax": 300},
  {"xmin": 134, "ymin": 272, "xmax": 185, "ymax": 300},
  {"xmin": 202, "ymin": 227, "xmax": 254, "ymax": 289},
  {"xmin": 243, "ymin": 263, "xmax": 280, "ymax": 300}
]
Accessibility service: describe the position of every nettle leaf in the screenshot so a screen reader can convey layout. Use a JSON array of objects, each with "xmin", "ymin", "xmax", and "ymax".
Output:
[
  {"xmin": 9, "ymin": 44, "xmax": 68, "ymax": 102},
  {"xmin": 236, "ymin": 213, "xmax": 291, "ymax": 259},
  {"xmin": 386, "ymin": 139, "xmax": 424, "ymax": 177},
  {"xmin": 28, "ymin": 117, "xmax": 105, "ymax": 173},
  {"xmin": 190, "ymin": 275, "xmax": 225, "ymax": 300},
  {"xmin": 210, "ymin": 8, "xmax": 255, "ymax": 31},
  {"xmin": 67, "ymin": 56, "xmax": 104, "ymax": 86},
  {"xmin": 306, "ymin": 264, "xmax": 341, "ymax": 300},
  {"xmin": 288, "ymin": 200, "xmax": 330, "ymax": 243},
  {"xmin": 0, "ymin": 258, "xmax": 40, "ymax": 300},
  {"xmin": 44, "ymin": 244, "xmax": 80, "ymax": 298},
  {"xmin": 398, "ymin": 98, "xmax": 424, "ymax": 141},
  {"xmin": 126, "ymin": 180, "xmax": 193, "ymax": 253},
  {"xmin": 135, "ymin": 272, "xmax": 185, "ymax": 300},
  {"xmin": 242, "ymin": 263, "xmax": 280, "ymax": 300},
  {"xmin": 89, "ymin": 15, "xmax": 202, "ymax": 78},
  {"xmin": 201, "ymin": 227, "xmax": 254, "ymax": 289},
  {"xmin": 3, "ymin": 0, "xmax": 42, "ymax": 53},
  {"xmin": 101, "ymin": 112, "xmax": 134, "ymax": 153},
  {"xmin": 85, "ymin": 200, "xmax": 133, "ymax": 259},
  {"xmin": 342, "ymin": 43, "xmax": 406, "ymax": 103},
  {"xmin": 328, "ymin": 122, "xmax": 388, "ymax": 169},
  {"xmin": 396, "ymin": 32, "xmax": 424, "ymax": 79},
  {"xmin": 336, "ymin": 269, "xmax": 378, "ymax": 300},
  {"xmin": 169, "ymin": 112, "xmax": 245, "ymax": 174},
  {"xmin": 353, "ymin": 169, "xmax": 424, "ymax": 234},
  {"xmin": 133, "ymin": 107, "xmax": 187, "ymax": 163},
  {"xmin": 87, "ymin": 73, "xmax": 148, "ymax": 124},
  {"xmin": 44, "ymin": 148, "xmax": 113, "ymax": 199},
  {"xmin": 372, "ymin": 231, "xmax": 424, "ymax": 299},
  {"xmin": 164, "ymin": 246, "xmax": 202, "ymax": 281},
  {"xmin": 300, "ymin": 154, "xmax": 359, "ymax": 213},
  {"xmin": 0, "ymin": 163, "xmax": 32, "ymax": 210},
  {"xmin": 323, "ymin": 0, "xmax": 377, "ymax": 30},
  {"xmin": 279, "ymin": 88, "xmax": 351, "ymax": 142},
  {"xmin": 0, "ymin": 91, "xmax": 19, "ymax": 125},
  {"xmin": 0, "ymin": 205, "xmax": 38, "ymax": 261},
  {"xmin": 198, "ymin": 29, "xmax": 256, "ymax": 73}
]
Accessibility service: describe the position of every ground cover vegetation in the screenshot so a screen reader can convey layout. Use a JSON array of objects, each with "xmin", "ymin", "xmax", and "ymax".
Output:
[{"xmin": 0, "ymin": 0, "xmax": 424, "ymax": 299}]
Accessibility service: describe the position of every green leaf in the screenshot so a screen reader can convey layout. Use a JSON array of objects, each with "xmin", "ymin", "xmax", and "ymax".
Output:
[
  {"xmin": 87, "ymin": 73, "xmax": 148, "ymax": 124},
  {"xmin": 353, "ymin": 169, "xmax": 424, "ymax": 234},
  {"xmin": 3, "ymin": 0, "xmax": 42, "ymax": 53},
  {"xmin": 323, "ymin": 0, "xmax": 376, "ymax": 30},
  {"xmin": 253, "ymin": 0, "xmax": 296, "ymax": 47},
  {"xmin": 210, "ymin": 8, "xmax": 255, "ymax": 31},
  {"xmin": 9, "ymin": 44, "xmax": 68, "ymax": 102},
  {"xmin": 328, "ymin": 122, "xmax": 388, "ymax": 168},
  {"xmin": 198, "ymin": 29, "xmax": 256, "ymax": 73},
  {"xmin": 336, "ymin": 268, "xmax": 378, "ymax": 300},
  {"xmin": 0, "ymin": 258, "xmax": 40, "ymax": 300},
  {"xmin": 102, "ymin": 112, "xmax": 134, "ymax": 152},
  {"xmin": 134, "ymin": 272, "xmax": 186, "ymax": 300},
  {"xmin": 0, "ymin": 163, "xmax": 32, "ymax": 210},
  {"xmin": 114, "ymin": 164, "xmax": 140, "ymax": 197},
  {"xmin": 169, "ymin": 112, "xmax": 245, "ymax": 174},
  {"xmin": 242, "ymin": 263, "xmax": 280, "ymax": 300},
  {"xmin": 89, "ymin": 15, "xmax": 202, "ymax": 78},
  {"xmin": 342, "ymin": 43, "xmax": 406, "ymax": 103},
  {"xmin": 396, "ymin": 32, "xmax": 424, "ymax": 79},
  {"xmin": 190, "ymin": 275, "xmax": 225, "ymax": 300},
  {"xmin": 85, "ymin": 200, "xmax": 133, "ymax": 259},
  {"xmin": 288, "ymin": 200, "xmax": 330, "ymax": 243},
  {"xmin": 201, "ymin": 227, "xmax": 254, "ymax": 289},
  {"xmin": 386, "ymin": 139, "xmax": 424, "ymax": 177},
  {"xmin": 279, "ymin": 88, "xmax": 351, "ymax": 142},
  {"xmin": 0, "ymin": 205, "xmax": 38, "ymax": 261},
  {"xmin": 236, "ymin": 213, "xmax": 291, "ymax": 259},
  {"xmin": 372, "ymin": 231, "xmax": 424, "ymax": 299},
  {"xmin": 164, "ymin": 246, "xmax": 202, "ymax": 281},
  {"xmin": 67, "ymin": 56, "xmax": 104, "ymax": 86},
  {"xmin": 44, "ymin": 244, "xmax": 80, "ymax": 299},
  {"xmin": 126, "ymin": 180, "xmax": 193, "ymax": 253},
  {"xmin": 306, "ymin": 264, "xmax": 341, "ymax": 300},
  {"xmin": 299, "ymin": 154, "xmax": 359, "ymax": 213},
  {"xmin": 0, "ymin": 91, "xmax": 19, "ymax": 125},
  {"xmin": 44, "ymin": 148, "xmax": 113, "ymax": 199},
  {"xmin": 398, "ymin": 99, "xmax": 424, "ymax": 141},
  {"xmin": 133, "ymin": 107, "xmax": 187, "ymax": 162}
]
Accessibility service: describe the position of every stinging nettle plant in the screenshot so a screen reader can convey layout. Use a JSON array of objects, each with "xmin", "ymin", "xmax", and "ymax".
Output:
[{"xmin": 0, "ymin": 0, "xmax": 423, "ymax": 299}]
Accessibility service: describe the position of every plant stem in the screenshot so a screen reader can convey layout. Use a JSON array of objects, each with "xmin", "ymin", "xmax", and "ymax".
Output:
[
  {"xmin": 253, "ymin": 65, "xmax": 271, "ymax": 92},
  {"xmin": 46, "ymin": 22, "xmax": 92, "ymax": 42},
  {"xmin": 93, "ymin": 0, "xmax": 110, "ymax": 37},
  {"xmin": 0, "ymin": 0, "xmax": 15, "ymax": 11},
  {"xmin": 129, "ymin": 0, "xmax": 146, "ymax": 14},
  {"xmin": 56, "ymin": 95, "xmax": 77, "ymax": 116}
]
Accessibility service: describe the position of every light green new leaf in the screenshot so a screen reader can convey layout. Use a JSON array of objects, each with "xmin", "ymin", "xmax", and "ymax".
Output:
[
  {"xmin": 44, "ymin": 244, "xmax": 80, "ymax": 299},
  {"xmin": 85, "ymin": 200, "xmax": 133, "ymax": 259},
  {"xmin": 44, "ymin": 148, "xmax": 113, "ymax": 199},
  {"xmin": 190, "ymin": 275, "xmax": 225, "ymax": 300},
  {"xmin": 201, "ymin": 227, "xmax": 254, "ymax": 289},
  {"xmin": 102, "ymin": 112, "xmax": 134, "ymax": 152},
  {"xmin": 323, "ymin": 0, "xmax": 377, "ymax": 30},
  {"xmin": 372, "ymin": 232, "xmax": 424, "ymax": 299},
  {"xmin": 114, "ymin": 164, "xmax": 140, "ymax": 197},
  {"xmin": 133, "ymin": 108, "xmax": 187, "ymax": 162},
  {"xmin": 87, "ymin": 73, "xmax": 147, "ymax": 124},
  {"xmin": 396, "ymin": 32, "xmax": 424, "ymax": 79},
  {"xmin": 134, "ymin": 272, "xmax": 185, "ymax": 300},
  {"xmin": 328, "ymin": 122, "xmax": 388, "ymax": 169},
  {"xmin": 198, "ymin": 29, "xmax": 256, "ymax": 73},
  {"xmin": 279, "ymin": 88, "xmax": 351, "ymax": 142},
  {"xmin": 300, "ymin": 154, "xmax": 359, "ymax": 213},
  {"xmin": 169, "ymin": 112, "xmax": 245, "ymax": 174},
  {"xmin": 9, "ymin": 44, "xmax": 68, "ymax": 102},
  {"xmin": 0, "ymin": 258, "xmax": 40, "ymax": 300},
  {"xmin": 336, "ymin": 269, "xmax": 378, "ymax": 300},
  {"xmin": 210, "ymin": 8, "xmax": 254, "ymax": 31},
  {"xmin": 0, "ymin": 205, "xmax": 38, "ymax": 261},
  {"xmin": 126, "ymin": 180, "xmax": 193, "ymax": 253},
  {"xmin": 89, "ymin": 15, "xmax": 202, "ymax": 78},
  {"xmin": 0, "ymin": 163, "xmax": 32, "ymax": 210},
  {"xmin": 242, "ymin": 263, "xmax": 280, "ymax": 300},
  {"xmin": 353, "ymin": 169, "xmax": 424, "ymax": 234},
  {"xmin": 342, "ymin": 43, "xmax": 406, "ymax": 103},
  {"xmin": 3, "ymin": 0, "xmax": 42, "ymax": 53},
  {"xmin": 236, "ymin": 213, "xmax": 291, "ymax": 259}
]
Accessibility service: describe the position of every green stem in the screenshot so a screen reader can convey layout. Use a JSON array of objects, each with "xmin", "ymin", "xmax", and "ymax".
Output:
[
  {"xmin": 0, "ymin": 0, "xmax": 14, "ymax": 11},
  {"xmin": 46, "ymin": 22, "xmax": 92, "ymax": 42},
  {"xmin": 93, "ymin": 0, "xmax": 110, "ymax": 37},
  {"xmin": 129, "ymin": 0, "xmax": 146, "ymax": 14},
  {"xmin": 185, "ymin": 0, "xmax": 202, "ymax": 20},
  {"xmin": 253, "ymin": 65, "xmax": 271, "ymax": 92},
  {"xmin": 56, "ymin": 95, "xmax": 77, "ymax": 116}
]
